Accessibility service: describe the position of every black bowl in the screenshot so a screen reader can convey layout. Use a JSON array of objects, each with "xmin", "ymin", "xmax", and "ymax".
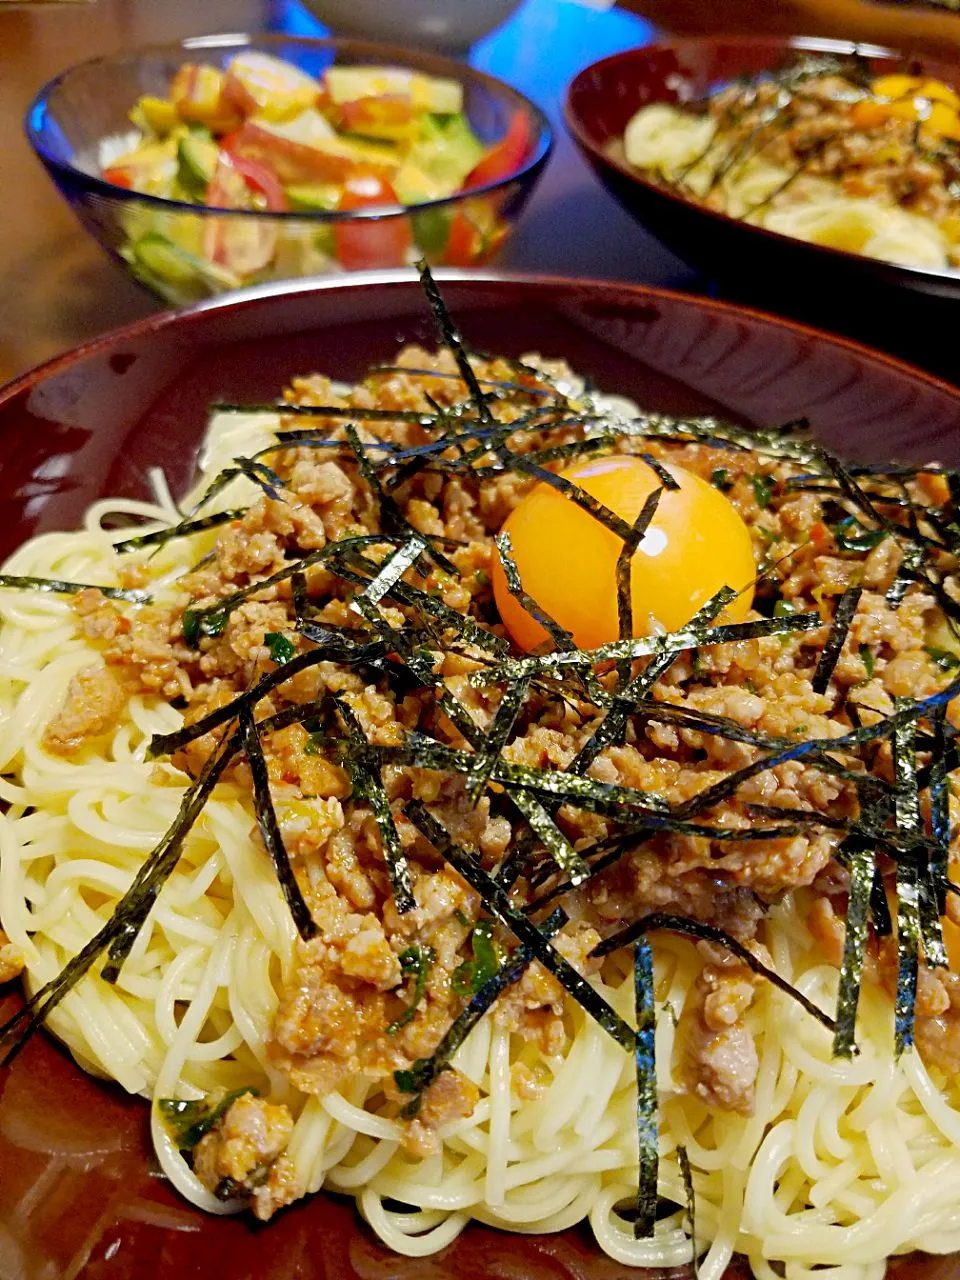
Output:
[{"xmin": 564, "ymin": 34, "xmax": 960, "ymax": 304}]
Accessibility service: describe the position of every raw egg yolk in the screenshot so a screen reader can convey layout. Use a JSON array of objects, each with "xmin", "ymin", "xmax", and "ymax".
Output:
[{"xmin": 491, "ymin": 456, "xmax": 756, "ymax": 653}]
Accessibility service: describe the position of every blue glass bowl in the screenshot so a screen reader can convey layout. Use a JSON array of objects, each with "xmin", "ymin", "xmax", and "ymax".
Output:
[{"xmin": 26, "ymin": 33, "xmax": 553, "ymax": 305}]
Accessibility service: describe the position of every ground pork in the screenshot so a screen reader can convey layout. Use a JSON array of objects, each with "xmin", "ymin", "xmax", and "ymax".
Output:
[
  {"xmin": 676, "ymin": 943, "xmax": 760, "ymax": 1114},
  {"xmin": 42, "ymin": 663, "xmax": 130, "ymax": 755},
  {"xmin": 44, "ymin": 346, "xmax": 960, "ymax": 1208},
  {"xmin": 0, "ymin": 932, "xmax": 24, "ymax": 984},
  {"xmin": 193, "ymin": 1092, "xmax": 299, "ymax": 1221},
  {"xmin": 698, "ymin": 70, "xmax": 960, "ymax": 247}
]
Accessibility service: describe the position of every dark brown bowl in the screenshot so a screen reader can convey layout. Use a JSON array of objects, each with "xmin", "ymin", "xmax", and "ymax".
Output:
[
  {"xmin": 564, "ymin": 34, "xmax": 960, "ymax": 303},
  {"xmin": 2, "ymin": 270, "xmax": 960, "ymax": 1280}
]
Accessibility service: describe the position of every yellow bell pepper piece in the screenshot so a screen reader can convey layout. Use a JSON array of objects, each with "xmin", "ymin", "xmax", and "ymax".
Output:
[
  {"xmin": 131, "ymin": 96, "xmax": 179, "ymax": 135},
  {"xmin": 884, "ymin": 98, "xmax": 921, "ymax": 122},
  {"xmin": 871, "ymin": 73, "xmax": 922, "ymax": 100},
  {"xmin": 920, "ymin": 78, "xmax": 960, "ymax": 110},
  {"xmin": 926, "ymin": 100, "xmax": 960, "ymax": 140}
]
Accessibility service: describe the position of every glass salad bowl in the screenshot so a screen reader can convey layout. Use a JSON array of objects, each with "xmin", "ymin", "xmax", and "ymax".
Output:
[{"xmin": 26, "ymin": 34, "xmax": 553, "ymax": 306}]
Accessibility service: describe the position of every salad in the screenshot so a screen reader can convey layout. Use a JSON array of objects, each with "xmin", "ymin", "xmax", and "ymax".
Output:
[{"xmin": 99, "ymin": 52, "xmax": 532, "ymax": 301}]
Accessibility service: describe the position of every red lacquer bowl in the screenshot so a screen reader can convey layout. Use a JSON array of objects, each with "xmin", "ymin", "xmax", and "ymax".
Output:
[
  {"xmin": 1, "ymin": 270, "xmax": 960, "ymax": 1280},
  {"xmin": 564, "ymin": 35, "xmax": 960, "ymax": 304}
]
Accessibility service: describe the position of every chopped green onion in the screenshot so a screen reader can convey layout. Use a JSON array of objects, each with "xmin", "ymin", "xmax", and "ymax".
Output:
[
  {"xmin": 159, "ymin": 1087, "xmax": 260, "ymax": 1150},
  {"xmin": 264, "ymin": 632, "xmax": 297, "ymax": 666},
  {"xmin": 387, "ymin": 946, "xmax": 435, "ymax": 1034}
]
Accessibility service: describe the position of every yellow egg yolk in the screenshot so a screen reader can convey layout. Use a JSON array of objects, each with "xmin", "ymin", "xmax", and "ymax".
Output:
[{"xmin": 491, "ymin": 455, "xmax": 756, "ymax": 653}]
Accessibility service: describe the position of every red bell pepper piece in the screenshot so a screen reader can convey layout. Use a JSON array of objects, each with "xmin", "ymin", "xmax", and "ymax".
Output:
[{"xmin": 463, "ymin": 110, "xmax": 532, "ymax": 189}]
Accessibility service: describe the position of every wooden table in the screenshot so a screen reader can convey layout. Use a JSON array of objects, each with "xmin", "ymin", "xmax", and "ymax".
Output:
[{"xmin": 0, "ymin": 0, "xmax": 952, "ymax": 388}]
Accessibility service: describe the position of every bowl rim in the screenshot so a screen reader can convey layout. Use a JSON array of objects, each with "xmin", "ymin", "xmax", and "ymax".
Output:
[
  {"xmin": 24, "ymin": 31, "xmax": 554, "ymax": 224},
  {"xmin": 562, "ymin": 32, "xmax": 960, "ymax": 290},
  {"xmin": 3, "ymin": 266, "xmax": 959, "ymax": 410}
]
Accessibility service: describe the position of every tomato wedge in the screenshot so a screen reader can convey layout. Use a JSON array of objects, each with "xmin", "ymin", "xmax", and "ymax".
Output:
[
  {"xmin": 442, "ymin": 210, "xmax": 481, "ymax": 266},
  {"xmin": 463, "ymin": 110, "xmax": 532, "ymax": 189},
  {"xmin": 219, "ymin": 138, "xmax": 289, "ymax": 211},
  {"xmin": 102, "ymin": 167, "xmax": 134, "ymax": 189},
  {"xmin": 333, "ymin": 173, "xmax": 412, "ymax": 270}
]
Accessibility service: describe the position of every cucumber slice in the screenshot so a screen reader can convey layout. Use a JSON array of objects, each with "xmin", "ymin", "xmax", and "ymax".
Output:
[
  {"xmin": 131, "ymin": 232, "xmax": 238, "ymax": 291},
  {"xmin": 177, "ymin": 134, "xmax": 220, "ymax": 198},
  {"xmin": 285, "ymin": 183, "xmax": 341, "ymax": 212},
  {"xmin": 324, "ymin": 67, "xmax": 462, "ymax": 114}
]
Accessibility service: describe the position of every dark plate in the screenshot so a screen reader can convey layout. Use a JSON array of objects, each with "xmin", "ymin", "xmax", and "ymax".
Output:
[
  {"xmin": 564, "ymin": 35, "xmax": 960, "ymax": 305},
  {"xmin": 1, "ymin": 270, "xmax": 960, "ymax": 1280}
]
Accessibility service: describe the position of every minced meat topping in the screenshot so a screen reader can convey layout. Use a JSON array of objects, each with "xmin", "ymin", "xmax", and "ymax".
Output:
[{"xmin": 43, "ymin": 343, "xmax": 960, "ymax": 1217}]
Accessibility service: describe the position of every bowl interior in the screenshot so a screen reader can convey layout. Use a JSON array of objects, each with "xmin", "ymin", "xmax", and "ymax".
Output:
[{"xmin": 29, "ymin": 34, "xmax": 551, "ymax": 200}]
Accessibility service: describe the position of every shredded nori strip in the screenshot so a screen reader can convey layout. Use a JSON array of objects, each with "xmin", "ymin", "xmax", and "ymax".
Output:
[
  {"xmin": 380, "ymin": 736, "xmax": 669, "ymax": 818},
  {"xmin": 634, "ymin": 933, "xmax": 658, "ymax": 1239},
  {"xmin": 504, "ymin": 451, "xmax": 635, "ymax": 542},
  {"xmin": 832, "ymin": 838, "xmax": 874, "ymax": 1058},
  {"xmin": 336, "ymin": 698, "xmax": 415, "ymax": 915},
  {"xmin": 343, "ymin": 548, "xmax": 509, "ymax": 656},
  {"xmin": 395, "ymin": 909, "xmax": 565, "ymax": 1115},
  {"xmin": 591, "ymin": 914, "xmax": 835, "ymax": 1034},
  {"xmin": 893, "ymin": 702, "xmax": 947, "ymax": 970},
  {"xmin": 677, "ymin": 1145, "xmax": 699, "ymax": 1278},
  {"xmin": 0, "ymin": 573, "xmax": 149, "ymax": 603},
  {"xmin": 494, "ymin": 532, "xmax": 608, "ymax": 708},
  {"xmin": 812, "ymin": 585, "xmax": 862, "ymax": 694},
  {"xmin": 495, "ymin": 531, "xmax": 574, "ymax": 652},
  {"xmin": 468, "ymin": 610, "xmax": 822, "ymax": 687},
  {"xmin": 617, "ymin": 487, "xmax": 663, "ymax": 657},
  {"xmin": 895, "ymin": 860, "xmax": 921, "ymax": 1057},
  {"xmin": 241, "ymin": 708, "xmax": 317, "ymax": 941},
  {"xmin": 291, "ymin": 570, "xmax": 309, "ymax": 621},
  {"xmin": 113, "ymin": 508, "xmax": 246, "ymax": 554},
  {"xmin": 508, "ymin": 788, "xmax": 590, "ymax": 887},
  {"xmin": 407, "ymin": 803, "xmax": 637, "ymax": 1051},
  {"xmin": 571, "ymin": 588, "xmax": 737, "ymax": 776},
  {"xmin": 342, "ymin": 423, "xmax": 456, "ymax": 578},
  {"xmin": 178, "ymin": 534, "xmax": 386, "ymax": 644},
  {"xmin": 930, "ymin": 707, "xmax": 951, "ymax": 914},
  {"xmin": 466, "ymin": 675, "xmax": 530, "ymax": 803},
  {"xmin": 159, "ymin": 1086, "xmax": 260, "ymax": 1150},
  {"xmin": 417, "ymin": 260, "xmax": 493, "ymax": 424},
  {"xmin": 217, "ymin": 401, "xmax": 440, "ymax": 426},
  {"xmin": 194, "ymin": 456, "xmax": 286, "ymax": 513},
  {"xmin": 887, "ymin": 543, "xmax": 925, "ymax": 610},
  {"xmin": 147, "ymin": 643, "xmax": 357, "ymax": 758},
  {"xmin": 674, "ymin": 675, "xmax": 960, "ymax": 821},
  {"xmin": 354, "ymin": 534, "xmax": 427, "ymax": 608}
]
